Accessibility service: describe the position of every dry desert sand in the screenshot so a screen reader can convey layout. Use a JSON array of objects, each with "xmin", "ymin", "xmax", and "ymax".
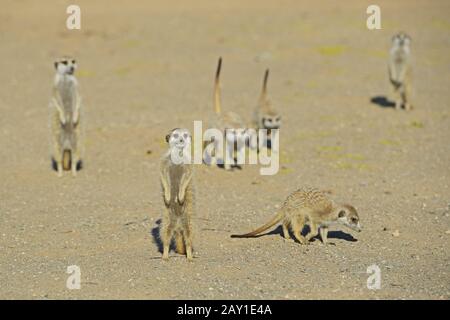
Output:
[{"xmin": 0, "ymin": 0, "xmax": 449, "ymax": 299}]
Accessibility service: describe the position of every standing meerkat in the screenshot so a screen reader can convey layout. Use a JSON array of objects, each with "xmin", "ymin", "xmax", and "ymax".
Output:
[
  {"xmin": 49, "ymin": 56, "xmax": 83, "ymax": 177},
  {"xmin": 252, "ymin": 69, "xmax": 281, "ymax": 150},
  {"xmin": 160, "ymin": 128, "xmax": 195, "ymax": 261},
  {"xmin": 388, "ymin": 32, "xmax": 413, "ymax": 110},
  {"xmin": 231, "ymin": 187, "xmax": 361, "ymax": 245},
  {"xmin": 205, "ymin": 57, "xmax": 247, "ymax": 170}
]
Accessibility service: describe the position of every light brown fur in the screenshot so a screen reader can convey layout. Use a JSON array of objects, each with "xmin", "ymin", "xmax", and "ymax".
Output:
[
  {"xmin": 160, "ymin": 128, "xmax": 195, "ymax": 261},
  {"xmin": 50, "ymin": 56, "xmax": 83, "ymax": 177},
  {"xmin": 205, "ymin": 57, "xmax": 246, "ymax": 170},
  {"xmin": 250, "ymin": 69, "xmax": 281, "ymax": 150},
  {"xmin": 231, "ymin": 187, "xmax": 361, "ymax": 245},
  {"xmin": 389, "ymin": 32, "xmax": 413, "ymax": 110},
  {"xmin": 252, "ymin": 69, "xmax": 281, "ymax": 132}
]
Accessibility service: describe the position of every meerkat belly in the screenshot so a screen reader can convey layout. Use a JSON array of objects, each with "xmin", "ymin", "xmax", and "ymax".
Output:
[
  {"xmin": 59, "ymin": 81, "xmax": 77, "ymax": 121},
  {"xmin": 60, "ymin": 123, "xmax": 76, "ymax": 149},
  {"xmin": 168, "ymin": 165, "xmax": 187, "ymax": 215}
]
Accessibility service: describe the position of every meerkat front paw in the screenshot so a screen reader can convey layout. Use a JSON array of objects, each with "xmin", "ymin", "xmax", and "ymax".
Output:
[
  {"xmin": 164, "ymin": 191, "xmax": 171, "ymax": 205},
  {"xmin": 177, "ymin": 191, "xmax": 185, "ymax": 205}
]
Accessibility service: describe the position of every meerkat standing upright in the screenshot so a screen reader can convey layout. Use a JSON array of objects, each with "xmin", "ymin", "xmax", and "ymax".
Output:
[
  {"xmin": 205, "ymin": 57, "xmax": 247, "ymax": 170},
  {"xmin": 388, "ymin": 32, "xmax": 413, "ymax": 110},
  {"xmin": 49, "ymin": 56, "xmax": 83, "ymax": 177},
  {"xmin": 252, "ymin": 69, "xmax": 281, "ymax": 150},
  {"xmin": 231, "ymin": 187, "xmax": 361, "ymax": 245},
  {"xmin": 160, "ymin": 128, "xmax": 195, "ymax": 261}
]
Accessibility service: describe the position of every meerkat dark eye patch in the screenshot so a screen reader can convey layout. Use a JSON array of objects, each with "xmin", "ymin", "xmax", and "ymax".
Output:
[
  {"xmin": 173, "ymin": 133, "xmax": 179, "ymax": 139},
  {"xmin": 62, "ymin": 60, "xmax": 68, "ymax": 65},
  {"xmin": 338, "ymin": 210, "xmax": 346, "ymax": 218},
  {"xmin": 72, "ymin": 60, "xmax": 76, "ymax": 64}
]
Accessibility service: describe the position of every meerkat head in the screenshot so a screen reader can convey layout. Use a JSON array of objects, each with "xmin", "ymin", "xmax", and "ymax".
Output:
[
  {"xmin": 392, "ymin": 32, "xmax": 411, "ymax": 48},
  {"xmin": 165, "ymin": 128, "xmax": 192, "ymax": 150},
  {"xmin": 262, "ymin": 112, "xmax": 281, "ymax": 130},
  {"xmin": 54, "ymin": 56, "xmax": 77, "ymax": 75},
  {"xmin": 335, "ymin": 204, "xmax": 362, "ymax": 232}
]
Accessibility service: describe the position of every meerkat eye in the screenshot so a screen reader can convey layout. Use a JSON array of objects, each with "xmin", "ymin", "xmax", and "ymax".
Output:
[
  {"xmin": 183, "ymin": 133, "xmax": 188, "ymax": 139},
  {"xmin": 276, "ymin": 116, "xmax": 281, "ymax": 121},
  {"xmin": 72, "ymin": 60, "xmax": 76, "ymax": 64},
  {"xmin": 351, "ymin": 217, "xmax": 358, "ymax": 223},
  {"xmin": 173, "ymin": 133, "xmax": 179, "ymax": 139},
  {"xmin": 62, "ymin": 60, "xmax": 68, "ymax": 65}
]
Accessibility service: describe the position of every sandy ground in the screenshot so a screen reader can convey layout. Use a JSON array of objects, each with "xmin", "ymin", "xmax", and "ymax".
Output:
[{"xmin": 0, "ymin": 0, "xmax": 449, "ymax": 299}]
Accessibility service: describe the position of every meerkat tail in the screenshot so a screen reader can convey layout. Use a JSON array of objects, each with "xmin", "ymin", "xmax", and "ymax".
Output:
[
  {"xmin": 231, "ymin": 211, "xmax": 283, "ymax": 238},
  {"xmin": 214, "ymin": 57, "xmax": 222, "ymax": 115},
  {"xmin": 62, "ymin": 150, "xmax": 71, "ymax": 171},
  {"xmin": 175, "ymin": 233, "xmax": 186, "ymax": 254},
  {"xmin": 259, "ymin": 69, "xmax": 269, "ymax": 103}
]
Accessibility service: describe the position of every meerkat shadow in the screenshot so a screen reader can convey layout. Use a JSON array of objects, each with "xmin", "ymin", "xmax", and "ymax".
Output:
[
  {"xmin": 50, "ymin": 158, "xmax": 83, "ymax": 172},
  {"xmin": 327, "ymin": 231, "xmax": 357, "ymax": 242},
  {"xmin": 370, "ymin": 96, "xmax": 396, "ymax": 108},
  {"xmin": 264, "ymin": 226, "xmax": 357, "ymax": 243},
  {"xmin": 151, "ymin": 218, "xmax": 179, "ymax": 254},
  {"xmin": 151, "ymin": 219, "xmax": 164, "ymax": 253}
]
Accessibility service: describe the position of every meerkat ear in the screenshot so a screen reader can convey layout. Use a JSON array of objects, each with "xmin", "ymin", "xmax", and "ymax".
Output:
[
  {"xmin": 54, "ymin": 62, "xmax": 59, "ymax": 69},
  {"xmin": 338, "ymin": 210, "xmax": 346, "ymax": 218},
  {"xmin": 165, "ymin": 134, "xmax": 171, "ymax": 143}
]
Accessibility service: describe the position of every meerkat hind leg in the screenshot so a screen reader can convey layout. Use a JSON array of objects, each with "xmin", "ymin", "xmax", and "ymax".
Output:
[
  {"xmin": 282, "ymin": 222, "xmax": 291, "ymax": 240},
  {"xmin": 291, "ymin": 216, "xmax": 307, "ymax": 245},
  {"xmin": 161, "ymin": 219, "xmax": 174, "ymax": 261},
  {"xmin": 71, "ymin": 154, "xmax": 78, "ymax": 177},
  {"xmin": 320, "ymin": 227, "xmax": 334, "ymax": 245},
  {"xmin": 175, "ymin": 232, "xmax": 186, "ymax": 255},
  {"xmin": 403, "ymin": 85, "xmax": 413, "ymax": 110},
  {"xmin": 57, "ymin": 162, "xmax": 63, "ymax": 177},
  {"xmin": 393, "ymin": 86, "xmax": 402, "ymax": 110},
  {"xmin": 305, "ymin": 222, "xmax": 319, "ymax": 243},
  {"xmin": 55, "ymin": 152, "xmax": 63, "ymax": 177},
  {"xmin": 182, "ymin": 227, "xmax": 193, "ymax": 262}
]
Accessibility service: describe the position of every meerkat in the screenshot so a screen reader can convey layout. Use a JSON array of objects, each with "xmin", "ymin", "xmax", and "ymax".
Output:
[
  {"xmin": 231, "ymin": 187, "xmax": 361, "ymax": 245},
  {"xmin": 388, "ymin": 32, "xmax": 413, "ymax": 110},
  {"xmin": 49, "ymin": 56, "xmax": 83, "ymax": 177},
  {"xmin": 251, "ymin": 69, "xmax": 281, "ymax": 150},
  {"xmin": 205, "ymin": 57, "xmax": 247, "ymax": 170},
  {"xmin": 160, "ymin": 128, "xmax": 195, "ymax": 261}
]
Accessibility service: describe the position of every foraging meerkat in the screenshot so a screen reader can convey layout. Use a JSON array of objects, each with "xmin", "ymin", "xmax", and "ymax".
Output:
[
  {"xmin": 231, "ymin": 187, "xmax": 361, "ymax": 245},
  {"xmin": 49, "ymin": 56, "xmax": 83, "ymax": 177},
  {"xmin": 388, "ymin": 32, "xmax": 413, "ymax": 110},
  {"xmin": 205, "ymin": 57, "xmax": 247, "ymax": 170},
  {"xmin": 160, "ymin": 128, "xmax": 195, "ymax": 261},
  {"xmin": 252, "ymin": 69, "xmax": 281, "ymax": 150}
]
